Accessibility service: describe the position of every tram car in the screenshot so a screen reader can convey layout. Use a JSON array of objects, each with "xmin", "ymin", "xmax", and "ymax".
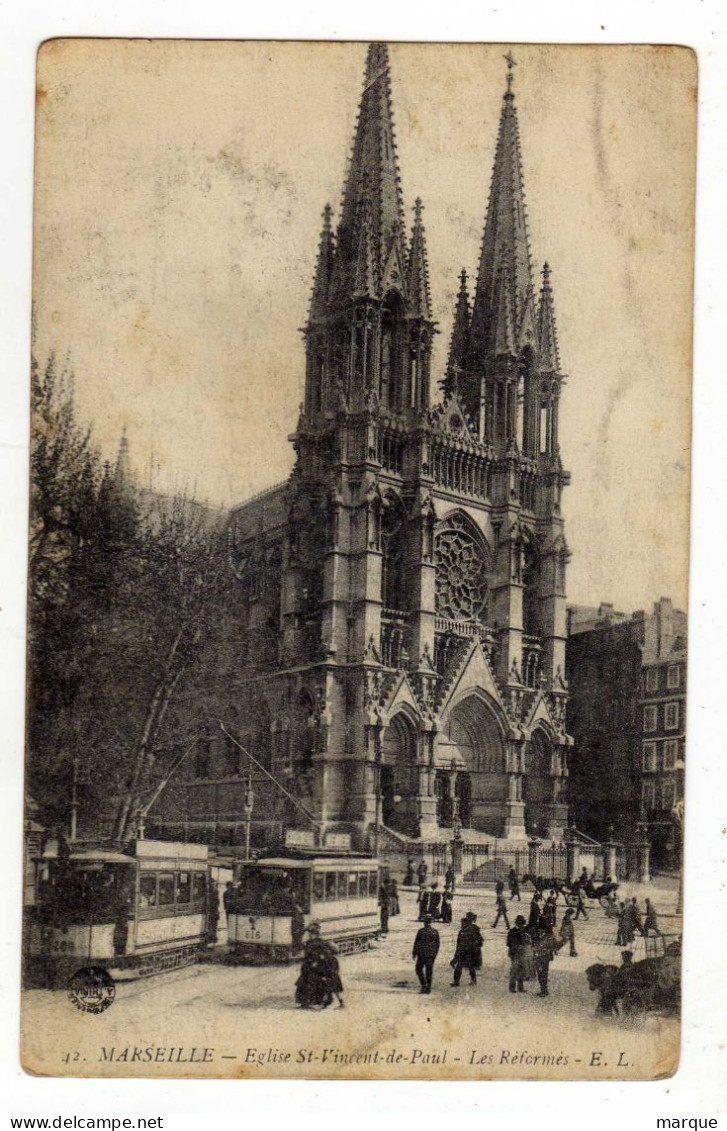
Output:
[
  {"xmin": 27, "ymin": 839, "xmax": 214, "ymax": 986},
  {"xmin": 227, "ymin": 852, "xmax": 381, "ymax": 963}
]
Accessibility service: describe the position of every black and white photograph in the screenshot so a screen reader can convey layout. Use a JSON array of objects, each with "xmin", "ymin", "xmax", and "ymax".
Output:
[{"xmin": 21, "ymin": 38, "xmax": 694, "ymax": 1080}]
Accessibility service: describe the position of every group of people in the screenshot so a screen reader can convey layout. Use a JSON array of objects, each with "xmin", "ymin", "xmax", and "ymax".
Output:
[
  {"xmin": 292, "ymin": 862, "xmax": 665, "ymax": 1008},
  {"xmin": 412, "ymin": 911, "xmax": 483, "ymax": 993},
  {"xmin": 616, "ymin": 896, "xmax": 663, "ymax": 945}
]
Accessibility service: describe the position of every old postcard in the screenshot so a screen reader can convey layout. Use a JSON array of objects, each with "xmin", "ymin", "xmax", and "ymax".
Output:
[{"xmin": 23, "ymin": 39, "xmax": 694, "ymax": 1080}]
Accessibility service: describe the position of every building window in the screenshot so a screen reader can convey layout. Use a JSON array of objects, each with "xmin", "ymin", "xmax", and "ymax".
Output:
[
  {"xmin": 667, "ymin": 664, "xmax": 680, "ymax": 689},
  {"xmin": 641, "ymin": 780, "xmax": 656, "ymax": 810},
  {"xmin": 643, "ymin": 705, "xmax": 657, "ymax": 733},
  {"xmin": 663, "ymin": 739, "xmax": 678, "ymax": 771},
  {"xmin": 661, "ymin": 779, "xmax": 677, "ymax": 810},
  {"xmin": 642, "ymin": 742, "xmax": 657, "ymax": 773},
  {"xmin": 664, "ymin": 702, "xmax": 679, "ymax": 730},
  {"xmin": 645, "ymin": 668, "xmax": 659, "ymax": 693}
]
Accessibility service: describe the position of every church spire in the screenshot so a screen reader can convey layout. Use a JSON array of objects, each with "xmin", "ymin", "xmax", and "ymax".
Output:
[
  {"xmin": 444, "ymin": 268, "xmax": 471, "ymax": 397},
  {"xmin": 469, "ymin": 51, "xmax": 534, "ymax": 363},
  {"xmin": 406, "ymin": 198, "xmax": 432, "ymax": 319},
  {"xmin": 308, "ymin": 204, "xmax": 334, "ymax": 323},
  {"xmin": 335, "ymin": 42, "xmax": 406, "ymax": 299},
  {"xmin": 537, "ymin": 261, "xmax": 561, "ymax": 373},
  {"xmin": 351, "ymin": 178, "xmax": 377, "ymax": 299}
]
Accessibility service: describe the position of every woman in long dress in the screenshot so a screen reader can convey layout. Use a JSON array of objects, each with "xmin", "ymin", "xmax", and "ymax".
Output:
[{"xmin": 295, "ymin": 923, "xmax": 344, "ymax": 1009}]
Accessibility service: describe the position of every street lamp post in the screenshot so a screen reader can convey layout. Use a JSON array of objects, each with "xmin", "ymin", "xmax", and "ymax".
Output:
[{"xmin": 243, "ymin": 775, "xmax": 255, "ymax": 862}]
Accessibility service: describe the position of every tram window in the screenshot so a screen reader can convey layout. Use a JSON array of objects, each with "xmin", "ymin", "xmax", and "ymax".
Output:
[
  {"xmin": 177, "ymin": 871, "xmax": 191, "ymax": 904},
  {"xmin": 336, "ymin": 873, "xmax": 347, "ymax": 899},
  {"xmin": 368, "ymin": 872, "xmax": 378, "ymax": 896},
  {"xmin": 325, "ymin": 873, "xmax": 336, "ymax": 899},
  {"xmin": 348, "ymin": 872, "xmax": 358, "ymax": 898},
  {"xmin": 139, "ymin": 874, "xmax": 157, "ymax": 908},
  {"xmin": 358, "ymin": 873, "xmax": 368, "ymax": 897},
  {"xmin": 192, "ymin": 873, "xmax": 207, "ymax": 902},
  {"xmin": 313, "ymin": 873, "xmax": 325, "ymax": 901},
  {"xmin": 158, "ymin": 873, "xmax": 175, "ymax": 906}
]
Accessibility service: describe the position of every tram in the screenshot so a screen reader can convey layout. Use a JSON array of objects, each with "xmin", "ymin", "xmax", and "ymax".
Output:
[
  {"xmin": 27, "ymin": 839, "xmax": 214, "ymax": 986},
  {"xmin": 227, "ymin": 852, "xmax": 381, "ymax": 963}
]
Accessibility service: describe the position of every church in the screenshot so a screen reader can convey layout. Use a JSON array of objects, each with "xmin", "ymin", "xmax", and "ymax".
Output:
[{"xmin": 170, "ymin": 43, "xmax": 573, "ymax": 851}]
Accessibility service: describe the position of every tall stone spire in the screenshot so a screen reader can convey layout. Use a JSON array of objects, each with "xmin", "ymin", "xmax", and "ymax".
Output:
[
  {"xmin": 444, "ymin": 268, "xmax": 471, "ymax": 395},
  {"xmin": 308, "ymin": 204, "xmax": 334, "ymax": 324},
  {"xmin": 537, "ymin": 261, "xmax": 561, "ymax": 373},
  {"xmin": 334, "ymin": 42, "xmax": 406, "ymax": 299},
  {"xmin": 406, "ymin": 198, "xmax": 432, "ymax": 319},
  {"xmin": 469, "ymin": 51, "xmax": 534, "ymax": 364}
]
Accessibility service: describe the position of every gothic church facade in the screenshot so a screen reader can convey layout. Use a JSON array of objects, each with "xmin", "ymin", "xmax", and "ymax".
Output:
[{"xmin": 219, "ymin": 45, "xmax": 572, "ymax": 848}]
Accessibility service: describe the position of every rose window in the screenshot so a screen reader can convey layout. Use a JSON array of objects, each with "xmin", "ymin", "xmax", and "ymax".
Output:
[{"xmin": 434, "ymin": 517, "xmax": 489, "ymax": 621}]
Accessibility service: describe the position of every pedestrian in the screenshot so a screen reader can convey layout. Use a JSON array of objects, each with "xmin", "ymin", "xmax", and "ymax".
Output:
[
  {"xmin": 508, "ymin": 867, "xmax": 521, "ymax": 901},
  {"xmin": 558, "ymin": 907, "xmax": 578, "ymax": 957},
  {"xmin": 530, "ymin": 918, "xmax": 559, "ymax": 997},
  {"xmin": 428, "ymin": 882, "xmax": 442, "ymax": 921},
  {"xmin": 528, "ymin": 891, "xmax": 542, "ymax": 928},
  {"xmin": 492, "ymin": 885, "xmax": 510, "ymax": 930},
  {"xmin": 615, "ymin": 901, "xmax": 629, "ymax": 946},
  {"xmin": 295, "ymin": 923, "xmax": 344, "ymax": 1010},
  {"xmin": 444, "ymin": 864, "xmax": 455, "ymax": 893},
  {"xmin": 450, "ymin": 912, "xmax": 484, "ymax": 986},
  {"xmin": 544, "ymin": 894, "xmax": 557, "ymax": 929},
  {"xmin": 404, "ymin": 858, "xmax": 415, "ymax": 886},
  {"xmin": 573, "ymin": 883, "xmax": 589, "ymax": 920},
  {"xmin": 389, "ymin": 878, "xmax": 400, "ymax": 918},
  {"xmin": 506, "ymin": 914, "xmax": 533, "ymax": 993},
  {"xmin": 223, "ymin": 881, "xmax": 235, "ymax": 922},
  {"xmin": 378, "ymin": 878, "xmax": 390, "ymax": 935},
  {"xmin": 417, "ymin": 858, "xmax": 428, "ymax": 890},
  {"xmin": 628, "ymin": 896, "xmax": 644, "ymax": 938},
  {"xmin": 643, "ymin": 898, "xmax": 663, "ymax": 938},
  {"xmin": 441, "ymin": 888, "xmax": 454, "ymax": 924},
  {"xmin": 412, "ymin": 914, "xmax": 440, "ymax": 994}
]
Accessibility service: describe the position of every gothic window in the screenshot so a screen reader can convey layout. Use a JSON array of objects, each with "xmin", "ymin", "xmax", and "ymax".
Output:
[
  {"xmin": 381, "ymin": 494, "xmax": 408, "ymax": 613},
  {"xmin": 380, "ymin": 293, "xmax": 403, "ymax": 409},
  {"xmin": 522, "ymin": 540, "xmax": 541, "ymax": 636},
  {"xmin": 434, "ymin": 515, "xmax": 489, "ymax": 623}
]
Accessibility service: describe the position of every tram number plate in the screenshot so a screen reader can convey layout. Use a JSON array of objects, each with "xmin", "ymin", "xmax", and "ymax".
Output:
[{"xmin": 241, "ymin": 928, "xmax": 262, "ymax": 940}]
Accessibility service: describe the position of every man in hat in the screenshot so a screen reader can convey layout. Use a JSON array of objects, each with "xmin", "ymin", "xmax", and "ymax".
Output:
[
  {"xmin": 412, "ymin": 914, "xmax": 440, "ymax": 994},
  {"xmin": 450, "ymin": 912, "xmax": 484, "ymax": 987},
  {"xmin": 492, "ymin": 884, "xmax": 510, "ymax": 930},
  {"xmin": 558, "ymin": 907, "xmax": 578, "ymax": 957},
  {"xmin": 506, "ymin": 914, "xmax": 532, "ymax": 993}
]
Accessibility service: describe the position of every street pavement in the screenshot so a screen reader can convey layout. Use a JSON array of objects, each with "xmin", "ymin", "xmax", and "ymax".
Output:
[{"xmin": 21, "ymin": 879, "xmax": 681, "ymax": 1080}]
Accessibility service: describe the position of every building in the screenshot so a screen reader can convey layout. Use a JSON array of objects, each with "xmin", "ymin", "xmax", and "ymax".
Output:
[
  {"xmin": 157, "ymin": 44, "xmax": 573, "ymax": 851},
  {"xmin": 566, "ymin": 597, "xmax": 686, "ymax": 866}
]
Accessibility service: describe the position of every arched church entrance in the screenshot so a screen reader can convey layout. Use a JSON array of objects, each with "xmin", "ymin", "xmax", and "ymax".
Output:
[
  {"xmin": 380, "ymin": 713, "xmax": 419, "ymax": 837},
  {"xmin": 439, "ymin": 694, "xmax": 507, "ymax": 836},
  {"xmin": 523, "ymin": 728, "xmax": 554, "ymax": 836}
]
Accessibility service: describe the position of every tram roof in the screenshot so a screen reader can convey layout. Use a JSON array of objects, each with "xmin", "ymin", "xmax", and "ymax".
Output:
[{"xmin": 246, "ymin": 853, "xmax": 377, "ymax": 869}]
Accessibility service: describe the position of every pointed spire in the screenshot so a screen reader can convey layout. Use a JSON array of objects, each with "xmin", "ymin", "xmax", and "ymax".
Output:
[
  {"xmin": 537, "ymin": 261, "xmax": 561, "ymax": 372},
  {"xmin": 444, "ymin": 268, "xmax": 471, "ymax": 395},
  {"xmin": 114, "ymin": 426, "xmax": 130, "ymax": 485},
  {"xmin": 308, "ymin": 204, "xmax": 334, "ymax": 323},
  {"xmin": 470, "ymin": 51, "xmax": 534, "ymax": 361},
  {"xmin": 335, "ymin": 43, "xmax": 406, "ymax": 298},
  {"xmin": 351, "ymin": 179, "xmax": 377, "ymax": 298},
  {"xmin": 493, "ymin": 267, "xmax": 515, "ymax": 356},
  {"xmin": 405, "ymin": 198, "xmax": 432, "ymax": 318}
]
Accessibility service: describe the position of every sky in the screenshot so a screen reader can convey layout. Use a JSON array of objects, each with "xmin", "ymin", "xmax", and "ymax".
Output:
[{"xmin": 32, "ymin": 40, "xmax": 695, "ymax": 612}]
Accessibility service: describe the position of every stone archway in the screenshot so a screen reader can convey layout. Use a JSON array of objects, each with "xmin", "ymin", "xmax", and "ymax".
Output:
[
  {"xmin": 523, "ymin": 728, "xmax": 554, "ymax": 836},
  {"xmin": 380, "ymin": 712, "xmax": 419, "ymax": 836},
  {"xmin": 439, "ymin": 692, "xmax": 508, "ymax": 836}
]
